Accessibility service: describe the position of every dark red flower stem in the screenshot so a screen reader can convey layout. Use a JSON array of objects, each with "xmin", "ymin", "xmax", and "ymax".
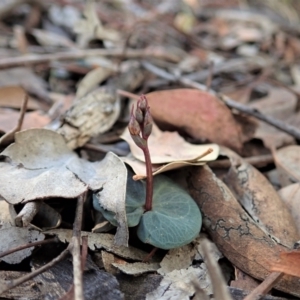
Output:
[{"xmin": 142, "ymin": 142, "xmax": 153, "ymax": 211}]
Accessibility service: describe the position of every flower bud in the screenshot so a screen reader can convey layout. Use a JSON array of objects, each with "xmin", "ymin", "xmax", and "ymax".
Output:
[
  {"xmin": 128, "ymin": 110, "xmax": 141, "ymax": 136},
  {"xmin": 131, "ymin": 134, "xmax": 146, "ymax": 148},
  {"xmin": 135, "ymin": 107, "xmax": 143, "ymax": 124},
  {"xmin": 138, "ymin": 95, "xmax": 148, "ymax": 112},
  {"xmin": 142, "ymin": 108, "xmax": 153, "ymax": 139}
]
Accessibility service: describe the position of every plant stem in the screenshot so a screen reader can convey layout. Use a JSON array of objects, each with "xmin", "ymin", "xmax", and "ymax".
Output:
[{"xmin": 143, "ymin": 143, "xmax": 153, "ymax": 211}]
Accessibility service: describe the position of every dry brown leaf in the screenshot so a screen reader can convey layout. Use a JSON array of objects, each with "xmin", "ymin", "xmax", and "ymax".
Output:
[
  {"xmin": 273, "ymin": 145, "xmax": 300, "ymax": 187},
  {"xmin": 249, "ymin": 88, "xmax": 297, "ymax": 149},
  {"xmin": 0, "ymin": 86, "xmax": 40, "ymax": 110},
  {"xmin": 224, "ymin": 153, "xmax": 299, "ymax": 248},
  {"xmin": 187, "ymin": 165, "xmax": 300, "ymax": 297},
  {"xmin": 0, "ymin": 109, "xmax": 50, "ymax": 133},
  {"xmin": 271, "ymin": 251, "xmax": 300, "ymax": 278},
  {"xmin": 145, "ymin": 89, "xmax": 243, "ymax": 152},
  {"xmin": 230, "ymin": 268, "xmax": 260, "ymax": 292},
  {"xmin": 278, "ymin": 183, "xmax": 300, "ymax": 233},
  {"xmin": 0, "ymin": 68, "xmax": 49, "ymax": 103}
]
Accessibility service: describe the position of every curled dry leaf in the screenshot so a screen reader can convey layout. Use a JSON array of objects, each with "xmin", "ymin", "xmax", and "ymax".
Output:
[
  {"xmin": 223, "ymin": 152, "xmax": 299, "ymax": 248},
  {"xmin": 121, "ymin": 123, "xmax": 219, "ymax": 164},
  {"xmin": 145, "ymin": 89, "xmax": 243, "ymax": 152},
  {"xmin": 158, "ymin": 244, "xmax": 195, "ymax": 275},
  {"xmin": 187, "ymin": 165, "xmax": 300, "ymax": 297},
  {"xmin": 146, "ymin": 265, "xmax": 212, "ymax": 300},
  {"xmin": 47, "ymin": 229, "xmax": 148, "ymax": 261},
  {"xmin": 273, "ymin": 145, "xmax": 300, "ymax": 187},
  {"xmin": 58, "ymin": 88, "xmax": 121, "ymax": 149},
  {"xmin": 278, "ymin": 183, "xmax": 300, "ymax": 233}
]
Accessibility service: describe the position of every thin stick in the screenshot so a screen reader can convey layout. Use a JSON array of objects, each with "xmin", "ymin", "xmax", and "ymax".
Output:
[
  {"xmin": 0, "ymin": 47, "xmax": 180, "ymax": 69},
  {"xmin": 141, "ymin": 61, "xmax": 300, "ymax": 140},
  {"xmin": 70, "ymin": 193, "xmax": 86, "ymax": 300},
  {"xmin": 0, "ymin": 237, "xmax": 58, "ymax": 259},
  {"xmin": 0, "ymin": 247, "xmax": 69, "ymax": 295},
  {"xmin": 208, "ymin": 154, "xmax": 274, "ymax": 169},
  {"xmin": 205, "ymin": 61, "xmax": 214, "ymax": 91},
  {"xmin": 0, "ymin": 94, "xmax": 28, "ymax": 147},
  {"xmin": 243, "ymin": 272, "xmax": 284, "ymax": 300},
  {"xmin": 0, "ymin": 192, "xmax": 87, "ymax": 297}
]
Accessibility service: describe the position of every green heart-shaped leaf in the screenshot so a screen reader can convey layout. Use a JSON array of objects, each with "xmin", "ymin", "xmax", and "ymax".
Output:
[
  {"xmin": 137, "ymin": 175, "xmax": 202, "ymax": 249},
  {"xmin": 93, "ymin": 171, "xmax": 202, "ymax": 249}
]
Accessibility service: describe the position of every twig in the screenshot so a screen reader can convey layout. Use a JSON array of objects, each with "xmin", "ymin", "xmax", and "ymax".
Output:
[
  {"xmin": 0, "ymin": 94, "xmax": 28, "ymax": 147},
  {"xmin": 0, "ymin": 192, "xmax": 87, "ymax": 297},
  {"xmin": 205, "ymin": 61, "xmax": 214, "ymax": 91},
  {"xmin": 141, "ymin": 61, "xmax": 300, "ymax": 141},
  {"xmin": 69, "ymin": 193, "xmax": 86, "ymax": 300},
  {"xmin": 0, "ymin": 47, "xmax": 180, "ymax": 69},
  {"xmin": 0, "ymin": 245, "xmax": 70, "ymax": 295},
  {"xmin": 243, "ymin": 272, "xmax": 284, "ymax": 300},
  {"xmin": 0, "ymin": 237, "xmax": 58, "ymax": 259},
  {"xmin": 208, "ymin": 154, "xmax": 273, "ymax": 169}
]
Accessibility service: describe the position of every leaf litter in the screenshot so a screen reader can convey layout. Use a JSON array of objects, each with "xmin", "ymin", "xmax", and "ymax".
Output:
[{"xmin": 1, "ymin": 0, "xmax": 300, "ymax": 299}]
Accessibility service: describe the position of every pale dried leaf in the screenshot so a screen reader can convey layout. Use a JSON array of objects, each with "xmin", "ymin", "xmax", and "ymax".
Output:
[
  {"xmin": 112, "ymin": 262, "xmax": 160, "ymax": 275},
  {"xmin": 74, "ymin": 0, "xmax": 120, "ymax": 47},
  {"xmin": 158, "ymin": 244, "xmax": 195, "ymax": 275},
  {"xmin": 76, "ymin": 67, "xmax": 115, "ymax": 99},
  {"xmin": 31, "ymin": 29, "xmax": 76, "ymax": 48},
  {"xmin": 121, "ymin": 123, "xmax": 219, "ymax": 164},
  {"xmin": 0, "ymin": 227, "xmax": 44, "ymax": 264},
  {"xmin": 47, "ymin": 229, "xmax": 149, "ymax": 261},
  {"xmin": 249, "ymin": 88, "xmax": 297, "ymax": 148},
  {"xmin": 274, "ymin": 145, "xmax": 300, "ymax": 187},
  {"xmin": 146, "ymin": 265, "xmax": 212, "ymax": 300},
  {"xmin": 278, "ymin": 183, "xmax": 300, "ymax": 233}
]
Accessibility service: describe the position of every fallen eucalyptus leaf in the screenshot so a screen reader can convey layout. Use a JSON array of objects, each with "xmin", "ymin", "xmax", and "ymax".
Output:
[
  {"xmin": 188, "ymin": 165, "xmax": 300, "ymax": 297},
  {"xmin": 224, "ymin": 153, "xmax": 299, "ymax": 248},
  {"xmin": 145, "ymin": 89, "xmax": 243, "ymax": 152},
  {"xmin": 273, "ymin": 145, "xmax": 300, "ymax": 187},
  {"xmin": 121, "ymin": 123, "xmax": 219, "ymax": 164}
]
